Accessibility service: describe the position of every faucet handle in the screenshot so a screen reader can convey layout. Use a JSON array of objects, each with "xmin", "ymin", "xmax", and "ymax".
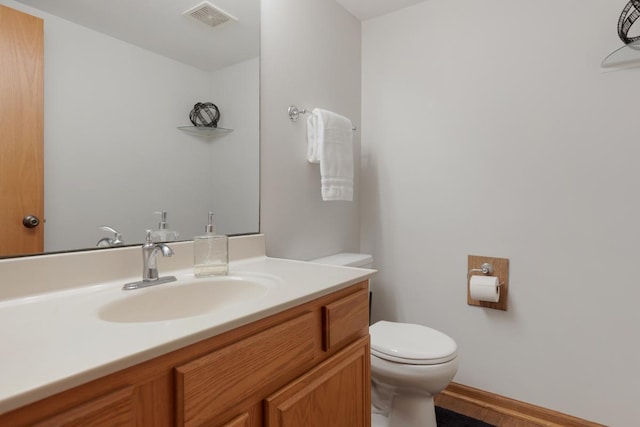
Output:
[{"xmin": 144, "ymin": 229, "xmax": 153, "ymax": 245}]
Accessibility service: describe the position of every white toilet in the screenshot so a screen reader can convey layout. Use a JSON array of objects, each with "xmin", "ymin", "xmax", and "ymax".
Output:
[{"xmin": 311, "ymin": 253, "xmax": 459, "ymax": 427}]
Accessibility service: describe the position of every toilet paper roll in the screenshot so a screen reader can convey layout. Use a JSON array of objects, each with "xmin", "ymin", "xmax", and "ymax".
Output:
[{"xmin": 469, "ymin": 275, "xmax": 500, "ymax": 302}]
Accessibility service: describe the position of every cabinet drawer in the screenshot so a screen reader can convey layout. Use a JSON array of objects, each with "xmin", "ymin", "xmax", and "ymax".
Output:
[
  {"xmin": 33, "ymin": 387, "xmax": 134, "ymax": 427},
  {"xmin": 175, "ymin": 312, "xmax": 315, "ymax": 427},
  {"xmin": 322, "ymin": 288, "xmax": 369, "ymax": 351}
]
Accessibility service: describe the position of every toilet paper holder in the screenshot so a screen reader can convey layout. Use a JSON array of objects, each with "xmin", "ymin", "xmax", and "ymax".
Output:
[
  {"xmin": 467, "ymin": 263, "xmax": 505, "ymax": 288},
  {"xmin": 467, "ymin": 255, "xmax": 509, "ymax": 311},
  {"xmin": 467, "ymin": 263, "xmax": 499, "ymax": 282}
]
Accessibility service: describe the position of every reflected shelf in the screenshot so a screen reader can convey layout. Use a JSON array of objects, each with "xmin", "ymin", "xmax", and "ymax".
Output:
[
  {"xmin": 602, "ymin": 40, "xmax": 640, "ymax": 71},
  {"xmin": 177, "ymin": 126, "xmax": 234, "ymax": 138}
]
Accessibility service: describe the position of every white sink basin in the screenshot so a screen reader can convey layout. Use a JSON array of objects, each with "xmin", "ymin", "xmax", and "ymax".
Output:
[{"xmin": 98, "ymin": 273, "xmax": 282, "ymax": 323}]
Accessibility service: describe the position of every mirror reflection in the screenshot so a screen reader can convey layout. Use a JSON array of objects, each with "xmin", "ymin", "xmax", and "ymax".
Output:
[{"xmin": 0, "ymin": 0, "xmax": 260, "ymax": 258}]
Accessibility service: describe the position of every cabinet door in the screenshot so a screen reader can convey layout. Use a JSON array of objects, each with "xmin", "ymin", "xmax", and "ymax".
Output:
[
  {"xmin": 222, "ymin": 413, "xmax": 249, "ymax": 427},
  {"xmin": 265, "ymin": 336, "xmax": 371, "ymax": 427}
]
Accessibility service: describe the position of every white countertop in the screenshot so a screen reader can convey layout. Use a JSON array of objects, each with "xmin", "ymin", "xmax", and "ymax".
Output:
[{"xmin": 0, "ymin": 237, "xmax": 374, "ymax": 415}]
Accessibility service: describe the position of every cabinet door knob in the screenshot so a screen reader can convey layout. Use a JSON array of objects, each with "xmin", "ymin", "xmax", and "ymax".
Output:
[{"xmin": 23, "ymin": 215, "xmax": 40, "ymax": 228}]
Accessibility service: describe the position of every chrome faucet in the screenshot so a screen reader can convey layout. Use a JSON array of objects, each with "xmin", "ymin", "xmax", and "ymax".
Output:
[
  {"xmin": 123, "ymin": 230, "xmax": 177, "ymax": 290},
  {"xmin": 96, "ymin": 226, "xmax": 124, "ymax": 247}
]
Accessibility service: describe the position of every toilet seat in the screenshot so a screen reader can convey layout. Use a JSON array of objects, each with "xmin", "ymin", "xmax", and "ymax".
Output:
[{"xmin": 370, "ymin": 321, "xmax": 457, "ymax": 365}]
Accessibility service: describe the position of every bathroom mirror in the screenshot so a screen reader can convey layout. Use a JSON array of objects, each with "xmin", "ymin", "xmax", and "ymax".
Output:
[{"xmin": 2, "ymin": 0, "xmax": 260, "ymax": 257}]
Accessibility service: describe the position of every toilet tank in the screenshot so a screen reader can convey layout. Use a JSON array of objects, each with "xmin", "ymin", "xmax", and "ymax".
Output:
[{"xmin": 310, "ymin": 253, "xmax": 373, "ymax": 268}]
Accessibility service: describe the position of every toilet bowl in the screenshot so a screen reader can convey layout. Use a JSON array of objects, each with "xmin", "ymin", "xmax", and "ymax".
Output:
[
  {"xmin": 370, "ymin": 321, "xmax": 458, "ymax": 427},
  {"xmin": 310, "ymin": 253, "xmax": 458, "ymax": 427}
]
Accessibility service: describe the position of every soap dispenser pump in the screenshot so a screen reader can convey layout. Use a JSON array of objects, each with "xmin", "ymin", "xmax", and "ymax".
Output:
[
  {"xmin": 150, "ymin": 211, "xmax": 179, "ymax": 242},
  {"xmin": 194, "ymin": 212, "xmax": 228, "ymax": 277}
]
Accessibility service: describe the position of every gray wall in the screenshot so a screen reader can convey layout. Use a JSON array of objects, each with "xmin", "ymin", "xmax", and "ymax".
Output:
[{"xmin": 260, "ymin": 0, "xmax": 362, "ymax": 260}]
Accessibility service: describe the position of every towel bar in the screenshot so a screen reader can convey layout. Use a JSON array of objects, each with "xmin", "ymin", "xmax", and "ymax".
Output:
[{"xmin": 288, "ymin": 105, "xmax": 357, "ymax": 131}]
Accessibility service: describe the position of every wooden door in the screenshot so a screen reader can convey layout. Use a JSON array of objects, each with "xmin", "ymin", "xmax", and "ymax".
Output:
[
  {"xmin": 0, "ymin": 4, "xmax": 44, "ymax": 257},
  {"xmin": 265, "ymin": 336, "xmax": 371, "ymax": 427}
]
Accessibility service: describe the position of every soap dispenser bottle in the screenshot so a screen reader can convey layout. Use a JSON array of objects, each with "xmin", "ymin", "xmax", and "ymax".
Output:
[
  {"xmin": 150, "ymin": 211, "xmax": 179, "ymax": 242},
  {"xmin": 194, "ymin": 212, "xmax": 228, "ymax": 277}
]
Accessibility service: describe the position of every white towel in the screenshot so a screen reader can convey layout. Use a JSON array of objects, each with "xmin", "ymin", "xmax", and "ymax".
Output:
[{"xmin": 307, "ymin": 108, "xmax": 354, "ymax": 201}]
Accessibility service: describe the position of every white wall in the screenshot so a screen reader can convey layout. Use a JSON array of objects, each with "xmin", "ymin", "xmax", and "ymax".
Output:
[
  {"xmin": 1, "ymin": 0, "xmax": 260, "ymax": 251},
  {"xmin": 361, "ymin": 1, "xmax": 640, "ymax": 425},
  {"xmin": 260, "ymin": 0, "xmax": 361, "ymax": 259}
]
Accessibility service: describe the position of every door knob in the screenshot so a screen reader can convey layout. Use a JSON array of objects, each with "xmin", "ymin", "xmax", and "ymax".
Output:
[{"xmin": 23, "ymin": 215, "xmax": 40, "ymax": 228}]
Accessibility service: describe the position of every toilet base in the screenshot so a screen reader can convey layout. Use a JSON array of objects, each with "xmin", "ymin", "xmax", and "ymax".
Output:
[
  {"xmin": 371, "ymin": 395, "xmax": 437, "ymax": 427},
  {"xmin": 388, "ymin": 394, "xmax": 436, "ymax": 427}
]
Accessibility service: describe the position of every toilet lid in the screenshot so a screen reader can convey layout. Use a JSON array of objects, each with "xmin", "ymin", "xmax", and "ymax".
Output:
[{"xmin": 370, "ymin": 321, "xmax": 457, "ymax": 365}]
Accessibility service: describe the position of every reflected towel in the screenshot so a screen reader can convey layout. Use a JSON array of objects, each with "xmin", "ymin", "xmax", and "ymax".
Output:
[{"xmin": 307, "ymin": 108, "xmax": 354, "ymax": 201}]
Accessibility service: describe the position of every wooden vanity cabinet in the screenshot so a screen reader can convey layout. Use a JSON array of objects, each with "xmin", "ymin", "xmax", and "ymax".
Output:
[{"xmin": 0, "ymin": 281, "xmax": 370, "ymax": 427}]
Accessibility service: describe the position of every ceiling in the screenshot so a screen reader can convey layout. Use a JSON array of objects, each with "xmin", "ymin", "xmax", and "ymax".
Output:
[
  {"xmin": 13, "ymin": 0, "xmax": 425, "ymax": 71},
  {"xmin": 335, "ymin": 0, "xmax": 427, "ymax": 21},
  {"xmin": 14, "ymin": 0, "xmax": 260, "ymax": 72}
]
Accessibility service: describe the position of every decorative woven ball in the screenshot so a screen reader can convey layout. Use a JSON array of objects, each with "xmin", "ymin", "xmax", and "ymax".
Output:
[{"xmin": 189, "ymin": 102, "xmax": 220, "ymax": 128}]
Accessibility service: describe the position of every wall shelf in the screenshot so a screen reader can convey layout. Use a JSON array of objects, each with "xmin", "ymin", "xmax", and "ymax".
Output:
[
  {"xmin": 177, "ymin": 126, "xmax": 233, "ymax": 138},
  {"xmin": 601, "ymin": 40, "xmax": 640, "ymax": 71}
]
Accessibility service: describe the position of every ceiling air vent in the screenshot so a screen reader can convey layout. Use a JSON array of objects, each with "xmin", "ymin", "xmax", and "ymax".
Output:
[{"xmin": 183, "ymin": 2, "xmax": 237, "ymax": 28}]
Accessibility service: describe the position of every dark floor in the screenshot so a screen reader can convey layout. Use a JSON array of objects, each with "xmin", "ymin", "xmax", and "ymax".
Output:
[{"xmin": 435, "ymin": 406, "xmax": 496, "ymax": 427}]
